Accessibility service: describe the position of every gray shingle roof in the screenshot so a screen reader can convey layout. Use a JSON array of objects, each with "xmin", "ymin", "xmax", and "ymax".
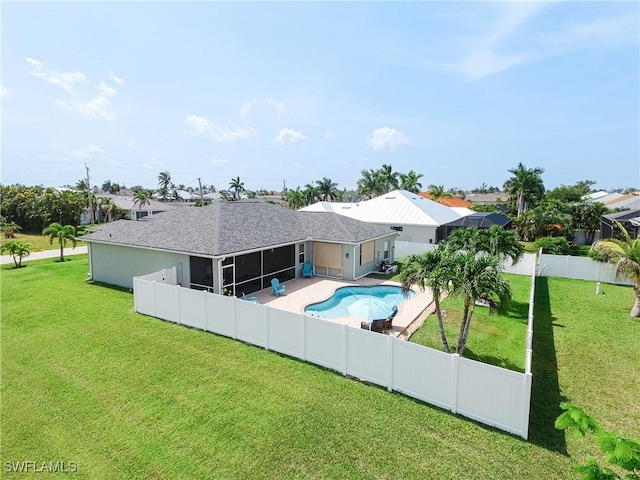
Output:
[{"xmin": 81, "ymin": 200, "xmax": 395, "ymax": 257}]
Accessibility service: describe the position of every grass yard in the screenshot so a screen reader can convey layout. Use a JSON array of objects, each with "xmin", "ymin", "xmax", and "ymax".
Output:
[
  {"xmin": 2, "ymin": 257, "xmax": 639, "ymax": 479},
  {"xmin": 0, "ymin": 232, "xmax": 85, "ymax": 252},
  {"xmin": 409, "ymin": 274, "xmax": 531, "ymax": 372}
]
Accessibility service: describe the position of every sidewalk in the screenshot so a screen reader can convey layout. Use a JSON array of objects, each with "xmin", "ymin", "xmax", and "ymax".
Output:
[{"xmin": 1, "ymin": 246, "xmax": 88, "ymax": 265}]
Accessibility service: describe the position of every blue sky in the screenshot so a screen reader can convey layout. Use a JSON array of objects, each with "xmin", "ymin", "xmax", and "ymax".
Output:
[{"xmin": 2, "ymin": 1, "xmax": 639, "ymax": 193}]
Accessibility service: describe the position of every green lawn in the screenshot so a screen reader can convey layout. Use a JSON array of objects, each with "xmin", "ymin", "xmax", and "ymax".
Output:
[
  {"xmin": 1, "ymin": 232, "xmax": 85, "ymax": 252},
  {"xmin": 2, "ymin": 257, "xmax": 639, "ymax": 479},
  {"xmin": 409, "ymin": 274, "xmax": 531, "ymax": 372}
]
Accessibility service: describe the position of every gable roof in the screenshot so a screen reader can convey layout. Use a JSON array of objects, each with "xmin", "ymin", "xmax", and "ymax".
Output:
[
  {"xmin": 300, "ymin": 190, "xmax": 461, "ymax": 227},
  {"xmin": 418, "ymin": 192, "xmax": 473, "ymax": 208},
  {"xmin": 98, "ymin": 194, "xmax": 179, "ymax": 212},
  {"xmin": 82, "ymin": 200, "xmax": 395, "ymax": 257}
]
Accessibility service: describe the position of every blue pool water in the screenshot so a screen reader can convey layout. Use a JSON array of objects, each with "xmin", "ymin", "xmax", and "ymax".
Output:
[{"xmin": 305, "ymin": 285, "xmax": 414, "ymax": 319}]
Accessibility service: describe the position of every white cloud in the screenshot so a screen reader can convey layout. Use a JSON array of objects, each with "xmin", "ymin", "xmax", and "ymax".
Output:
[
  {"xmin": 210, "ymin": 157, "xmax": 230, "ymax": 166},
  {"xmin": 45, "ymin": 143, "xmax": 106, "ymax": 162},
  {"xmin": 57, "ymin": 95, "xmax": 115, "ymax": 122},
  {"xmin": 98, "ymin": 81, "xmax": 118, "ymax": 97},
  {"xmin": 274, "ymin": 128, "xmax": 308, "ymax": 145},
  {"xmin": 184, "ymin": 115, "xmax": 258, "ymax": 142},
  {"xmin": 239, "ymin": 99, "xmax": 285, "ymax": 118},
  {"xmin": 128, "ymin": 140, "xmax": 144, "ymax": 151},
  {"xmin": 367, "ymin": 127, "xmax": 408, "ymax": 153},
  {"xmin": 0, "ymin": 85, "xmax": 8, "ymax": 98},
  {"xmin": 107, "ymin": 68, "xmax": 124, "ymax": 85},
  {"xmin": 26, "ymin": 57, "xmax": 87, "ymax": 92}
]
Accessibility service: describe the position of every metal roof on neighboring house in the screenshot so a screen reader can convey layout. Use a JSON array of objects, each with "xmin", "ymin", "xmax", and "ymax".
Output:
[
  {"xmin": 300, "ymin": 190, "xmax": 461, "ymax": 227},
  {"xmin": 98, "ymin": 194, "xmax": 180, "ymax": 212},
  {"xmin": 603, "ymin": 194, "xmax": 640, "ymax": 210},
  {"xmin": 81, "ymin": 200, "xmax": 396, "ymax": 257}
]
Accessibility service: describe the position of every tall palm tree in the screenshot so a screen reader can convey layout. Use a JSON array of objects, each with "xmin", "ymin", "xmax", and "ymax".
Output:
[
  {"xmin": 286, "ymin": 187, "xmax": 305, "ymax": 210},
  {"xmin": 229, "ymin": 177, "xmax": 245, "ymax": 200},
  {"xmin": 379, "ymin": 164, "xmax": 399, "ymax": 191},
  {"xmin": 591, "ymin": 222, "xmax": 640, "ymax": 317},
  {"xmin": 157, "ymin": 171, "xmax": 172, "ymax": 201},
  {"xmin": 98, "ymin": 197, "xmax": 116, "ymax": 222},
  {"xmin": 503, "ymin": 163, "xmax": 545, "ymax": 218},
  {"xmin": 400, "ymin": 247, "xmax": 452, "ymax": 353},
  {"xmin": 303, "ymin": 183, "xmax": 320, "ymax": 205},
  {"xmin": 399, "ymin": 170, "xmax": 424, "ymax": 193},
  {"xmin": 357, "ymin": 169, "xmax": 384, "ymax": 199},
  {"xmin": 42, "ymin": 222, "xmax": 77, "ymax": 261},
  {"xmin": 315, "ymin": 177, "xmax": 339, "ymax": 201},
  {"xmin": 133, "ymin": 189, "xmax": 151, "ymax": 217},
  {"xmin": 449, "ymin": 252, "xmax": 512, "ymax": 355}
]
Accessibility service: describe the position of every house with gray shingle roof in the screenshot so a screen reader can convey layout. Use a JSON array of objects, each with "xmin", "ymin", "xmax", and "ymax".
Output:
[{"xmin": 81, "ymin": 200, "xmax": 398, "ymax": 293}]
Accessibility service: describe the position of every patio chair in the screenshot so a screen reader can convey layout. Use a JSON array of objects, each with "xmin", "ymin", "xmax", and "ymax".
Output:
[
  {"xmin": 383, "ymin": 305, "xmax": 398, "ymax": 334},
  {"xmin": 302, "ymin": 262, "xmax": 313, "ymax": 278},
  {"xmin": 242, "ymin": 292, "xmax": 259, "ymax": 304},
  {"xmin": 271, "ymin": 278, "xmax": 286, "ymax": 296},
  {"xmin": 360, "ymin": 318, "xmax": 385, "ymax": 333}
]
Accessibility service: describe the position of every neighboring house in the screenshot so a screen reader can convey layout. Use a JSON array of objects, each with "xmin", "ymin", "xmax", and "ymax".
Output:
[
  {"xmin": 601, "ymin": 209, "xmax": 640, "ymax": 239},
  {"xmin": 465, "ymin": 192, "xmax": 507, "ymax": 206},
  {"xmin": 584, "ymin": 191, "xmax": 624, "ymax": 204},
  {"xmin": 437, "ymin": 212, "xmax": 513, "ymax": 242},
  {"xmin": 81, "ymin": 200, "xmax": 397, "ymax": 292},
  {"xmin": 602, "ymin": 194, "xmax": 640, "ymax": 211},
  {"xmin": 418, "ymin": 192, "xmax": 473, "ymax": 209},
  {"xmin": 300, "ymin": 190, "xmax": 461, "ymax": 245},
  {"xmin": 95, "ymin": 194, "xmax": 182, "ymax": 222}
]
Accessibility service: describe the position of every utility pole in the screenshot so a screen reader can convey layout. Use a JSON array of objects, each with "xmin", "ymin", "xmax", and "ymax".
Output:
[
  {"xmin": 85, "ymin": 163, "xmax": 95, "ymax": 224},
  {"xmin": 198, "ymin": 177, "xmax": 204, "ymax": 205}
]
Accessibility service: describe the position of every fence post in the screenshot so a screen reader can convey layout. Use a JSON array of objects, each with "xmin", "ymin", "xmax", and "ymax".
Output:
[
  {"xmin": 176, "ymin": 284, "xmax": 182, "ymax": 324},
  {"xmin": 232, "ymin": 297, "xmax": 238, "ymax": 340},
  {"xmin": 152, "ymin": 281, "xmax": 157, "ymax": 318},
  {"xmin": 387, "ymin": 335, "xmax": 394, "ymax": 392},
  {"xmin": 342, "ymin": 323, "xmax": 348, "ymax": 376},
  {"xmin": 521, "ymin": 373, "xmax": 532, "ymax": 439},
  {"xmin": 301, "ymin": 314, "xmax": 307, "ymax": 361},
  {"xmin": 133, "ymin": 277, "xmax": 138, "ymax": 312},
  {"xmin": 265, "ymin": 306, "xmax": 270, "ymax": 351},
  {"xmin": 450, "ymin": 353, "xmax": 459, "ymax": 414},
  {"xmin": 202, "ymin": 289, "xmax": 208, "ymax": 331}
]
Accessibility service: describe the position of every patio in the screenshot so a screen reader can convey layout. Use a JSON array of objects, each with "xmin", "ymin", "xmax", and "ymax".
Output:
[{"xmin": 246, "ymin": 275, "xmax": 435, "ymax": 338}]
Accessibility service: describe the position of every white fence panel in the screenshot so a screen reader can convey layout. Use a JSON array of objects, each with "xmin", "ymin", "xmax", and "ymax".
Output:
[
  {"xmin": 305, "ymin": 316, "xmax": 345, "ymax": 372},
  {"xmin": 502, "ymin": 253, "xmax": 536, "ymax": 276},
  {"xmin": 539, "ymin": 254, "xmax": 632, "ymax": 285},
  {"xmin": 179, "ymin": 288, "xmax": 206, "ymax": 330},
  {"xmin": 205, "ymin": 294, "xmax": 236, "ymax": 338},
  {"xmin": 154, "ymin": 283, "xmax": 180, "ymax": 323},
  {"xmin": 236, "ymin": 301, "xmax": 268, "ymax": 348},
  {"xmin": 395, "ymin": 241, "xmax": 436, "ymax": 259},
  {"xmin": 346, "ymin": 328, "xmax": 390, "ymax": 387},
  {"xmin": 456, "ymin": 357, "xmax": 526, "ymax": 436},
  {"xmin": 268, "ymin": 310, "xmax": 305, "ymax": 359},
  {"xmin": 133, "ymin": 278, "xmax": 156, "ymax": 316},
  {"xmin": 139, "ymin": 267, "xmax": 177, "ymax": 284},
  {"xmin": 392, "ymin": 341, "xmax": 453, "ymax": 410}
]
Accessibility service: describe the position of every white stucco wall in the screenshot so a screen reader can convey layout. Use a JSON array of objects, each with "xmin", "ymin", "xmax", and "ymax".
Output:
[
  {"xmin": 88, "ymin": 242, "xmax": 190, "ymax": 289},
  {"xmin": 371, "ymin": 223, "xmax": 436, "ymax": 244}
]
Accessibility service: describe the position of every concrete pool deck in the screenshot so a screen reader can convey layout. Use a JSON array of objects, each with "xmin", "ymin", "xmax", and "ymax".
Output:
[{"xmin": 248, "ymin": 275, "xmax": 436, "ymax": 338}]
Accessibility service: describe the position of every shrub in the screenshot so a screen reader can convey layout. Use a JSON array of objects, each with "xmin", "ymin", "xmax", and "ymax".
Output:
[{"xmin": 534, "ymin": 236, "xmax": 570, "ymax": 255}]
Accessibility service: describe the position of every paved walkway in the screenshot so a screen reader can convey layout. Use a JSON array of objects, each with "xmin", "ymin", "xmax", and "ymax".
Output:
[{"xmin": 1, "ymin": 246, "xmax": 88, "ymax": 265}]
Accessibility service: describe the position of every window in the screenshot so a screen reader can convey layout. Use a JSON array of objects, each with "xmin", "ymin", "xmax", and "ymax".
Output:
[
  {"xmin": 383, "ymin": 241, "xmax": 389, "ymax": 260},
  {"xmin": 298, "ymin": 243, "xmax": 305, "ymax": 264},
  {"xmin": 360, "ymin": 241, "xmax": 374, "ymax": 266}
]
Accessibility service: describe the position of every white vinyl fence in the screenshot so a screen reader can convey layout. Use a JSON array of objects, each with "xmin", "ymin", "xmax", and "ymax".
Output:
[
  {"xmin": 395, "ymin": 241, "xmax": 436, "ymax": 259},
  {"xmin": 538, "ymin": 254, "xmax": 632, "ymax": 285},
  {"xmin": 133, "ymin": 269, "xmax": 535, "ymax": 439}
]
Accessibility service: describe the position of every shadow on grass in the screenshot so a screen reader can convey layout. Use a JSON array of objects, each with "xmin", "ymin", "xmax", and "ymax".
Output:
[
  {"xmin": 528, "ymin": 276, "xmax": 568, "ymax": 453},
  {"xmin": 86, "ymin": 280, "xmax": 133, "ymax": 294},
  {"xmin": 462, "ymin": 347, "xmax": 523, "ymax": 373},
  {"xmin": 500, "ymin": 298, "xmax": 530, "ymax": 323}
]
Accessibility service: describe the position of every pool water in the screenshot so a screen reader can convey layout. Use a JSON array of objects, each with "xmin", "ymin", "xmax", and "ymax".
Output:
[{"xmin": 305, "ymin": 285, "xmax": 414, "ymax": 319}]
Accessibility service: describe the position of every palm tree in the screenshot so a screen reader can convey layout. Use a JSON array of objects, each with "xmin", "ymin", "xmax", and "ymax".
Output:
[
  {"xmin": 133, "ymin": 189, "xmax": 151, "ymax": 217},
  {"xmin": 42, "ymin": 222, "xmax": 77, "ymax": 261},
  {"xmin": 158, "ymin": 171, "xmax": 172, "ymax": 201},
  {"xmin": 316, "ymin": 177, "xmax": 340, "ymax": 201},
  {"xmin": 503, "ymin": 163, "xmax": 545, "ymax": 218},
  {"xmin": 1, "ymin": 240, "xmax": 32, "ymax": 268},
  {"xmin": 357, "ymin": 169, "xmax": 385, "ymax": 199},
  {"xmin": 399, "ymin": 170, "xmax": 424, "ymax": 193},
  {"xmin": 1, "ymin": 221, "xmax": 22, "ymax": 239},
  {"xmin": 286, "ymin": 187, "xmax": 305, "ymax": 210},
  {"xmin": 98, "ymin": 197, "xmax": 116, "ymax": 222},
  {"xmin": 229, "ymin": 177, "xmax": 245, "ymax": 200},
  {"xmin": 400, "ymin": 247, "xmax": 452, "ymax": 353},
  {"xmin": 428, "ymin": 184, "xmax": 450, "ymax": 201},
  {"xmin": 591, "ymin": 222, "xmax": 640, "ymax": 317},
  {"xmin": 449, "ymin": 252, "xmax": 512, "ymax": 355},
  {"xmin": 303, "ymin": 183, "xmax": 320, "ymax": 205},
  {"xmin": 446, "ymin": 226, "xmax": 524, "ymax": 264}
]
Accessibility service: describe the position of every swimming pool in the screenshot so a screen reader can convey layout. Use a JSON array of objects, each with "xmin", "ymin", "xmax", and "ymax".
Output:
[{"xmin": 305, "ymin": 285, "xmax": 414, "ymax": 319}]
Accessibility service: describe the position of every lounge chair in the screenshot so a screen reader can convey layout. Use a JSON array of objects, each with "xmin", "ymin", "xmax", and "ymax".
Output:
[
  {"xmin": 360, "ymin": 318, "xmax": 385, "ymax": 333},
  {"xmin": 271, "ymin": 278, "xmax": 286, "ymax": 296},
  {"xmin": 383, "ymin": 305, "xmax": 398, "ymax": 334},
  {"xmin": 242, "ymin": 292, "xmax": 259, "ymax": 303},
  {"xmin": 302, "ymin": 262, "xmax": 313, "ymax": 278}
]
